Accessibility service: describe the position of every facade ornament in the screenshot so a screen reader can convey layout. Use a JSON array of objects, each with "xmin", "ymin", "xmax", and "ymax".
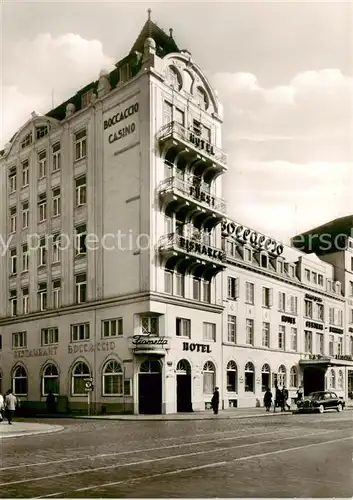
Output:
[
  {"xmin": 97, "ymin": 69, "xmax": 111, "ymax": 98},
  {"xmin": 65, "ymin": 103, "xmax": 75, "ymax": 118}
]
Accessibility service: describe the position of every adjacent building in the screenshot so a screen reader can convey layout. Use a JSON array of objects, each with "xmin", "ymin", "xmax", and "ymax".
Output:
[{"xmin": 0, "ymin": 16, "xmax": 352, "ymax": 414}]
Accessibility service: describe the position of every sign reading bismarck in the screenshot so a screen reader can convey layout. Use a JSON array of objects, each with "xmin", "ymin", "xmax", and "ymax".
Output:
[{"xmin": 103, "ymin": 98, "xmax": 139, "ymax": 155}]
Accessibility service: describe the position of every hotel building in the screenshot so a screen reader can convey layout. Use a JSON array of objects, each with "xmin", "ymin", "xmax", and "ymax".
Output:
[{"xmin": 0, "ymin": 16, "xmax": 352, "ymax": 414}]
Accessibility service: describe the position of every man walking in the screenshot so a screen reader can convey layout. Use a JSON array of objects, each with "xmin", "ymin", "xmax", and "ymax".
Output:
[
  {"xmin": 264, "ymin": 387, "xmax": 272, "ymax": 412},
  {"xmin": 211, "ymin": 387, "xmax": 220, "ymax": 415},
  {"xmin": 282, "ymin": 386, "xmax": 290, "ymax": 412},
  {"xmin": 4, "ymin": 389, "xmax": 17, "ymax": 425}
]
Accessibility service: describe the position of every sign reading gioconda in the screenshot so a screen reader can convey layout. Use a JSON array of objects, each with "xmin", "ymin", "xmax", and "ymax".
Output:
[{"xmin": 103, "ymin": 98, "xmax": 139, "ymax": 154}]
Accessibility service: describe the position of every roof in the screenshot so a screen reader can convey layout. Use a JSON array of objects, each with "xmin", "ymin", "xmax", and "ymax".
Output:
[{"xmin": 129, "ymin": 18, "xmax": 179, "ymax": 57}]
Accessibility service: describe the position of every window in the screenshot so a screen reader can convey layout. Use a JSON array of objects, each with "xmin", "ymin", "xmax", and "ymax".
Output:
[
  {"xmin": 38, "ymin": 151, "xmax": 47, "ymax": 178},
  {"xmin": 278, "ymin": 292, "xmax": 285, "ymax": 312},
  {"xmin": 261, "ymin": 364, "xmax": 271, "ymax": 392},
  {"xmin": 52, "ymin": 234, "xmax": 61, "ymax": 263},
  {"xmin": 164, "ymin": 270, "xmax": 173, "ymax": 294},
  {"xmin": 278, "ymin": 325, "xmax": 285, "ymax": 350},
  {"xmin": 10, "ymin": 248, "xmax": 17, "ymax": 275},
  {"xmin": 226, "ymin": 361, "xmax": 237, "ymax": 392},
  {"xmin": 316, "ymin": 303, "xmax": 324, "ymax": 321},
  {"xmin": 318, "ymin": 274, "xmax": 324, "ymax": 286},
  {"xmin": 166, "ymin": 66, "xmax": 182, "ymax": 90},
  {"xmin": 290, "ymin": 366, "xmax": 298, "ymax": 387},
  {"xmin": 103, "ymin": 360, "xmax": 123, "ymax": 395},
  {"xmin": 193, "ymin": 278, "xmax": 201, "ymax": 301},
  {"xmin": 22, "ymin": 160, "xmax": 29, "ymax": 186},
  {"xmin": 75, "ymin": 130, "xmax": 87, "ymax": 160},
  {"xmin": 9, "ymin": 168, "xmax": 16, "ymax": 193},
  {"xmin": 289, "ymin": 295, "xmax": 297, "ymax": 314},
  {"xmin": 245, "ymin": 362, "xmax": 255, "ymax": 392},
  {"xmin": 22, "ymin": 244, "xmax": 29, "ymax": 272},
  {"xmin": 52, "ymin": 188, "xmax": 61, "ymax": 217},
  {"xmin": 75, "ymin": 224, "xmax": 87, "ymax": 256},
  {"xmin": 22, "ymin": 288, "xmax": 29, "ymax": 314},
  {"xmin": 329, "ymin": 369, "xmax": 336, "ymax": 389},
  {"xmin": 36, "ymin": 126, "xmax": 48, "ymax": 139},
  {"xmin": 349, "ymin": 281, "xmax": 353, "ymax": 297},
  {"xmin": 195, "ymin": 86, "xmax": 208, "ymax": 110},
  {"xmin": 81, "ymin": 89, "xmax": 94, "ymax": 108},
  {"xmin": 262, "ymin": 287, "xmax": 272, "ymax": 308},
  {"xmin": 329, "ymin": 307, "xmax": 335, "ymax": 324},
  {"xmin": 203, "ymin": 361, "xmax": 215, "ymax": 394},
  {"xmin": 10, "ymin": 207, "xmax": 17, "ymax": 233},
  {"xmin": 71, "ymin": 323, "xmax": 90, "ymax": 342},
  {"xmin": 21, "ymin": 133, "xmax": 32, "ymax": 149},
  {"xmin": 75, "ymin": 176, "xmax": 87, "ymax": 206},
  {"xmin": 10, "ymin": 290, "xmax": 17, "ymax": 316},
  {"xmin": 351, "ymin": 257, "xmax": 353, "ymax": 272},
  {"xmin": 262, "ymin": 322, "xmax": 270, "ymax": 347},
  {"xmin": 176, "ymin": 318, "xmax": 191, "ymax": 338},
  {"xmin": 304, "ymin": 330, "xmax": 312, "ymax": 353},
  {"xmin": 277, "ymin": 260, "xmax": 284, "ymax": 273},
  {"xmin": 227, "ymin": 315, "xmax": 236, "ymax": 343},
  {"xmin": 316, "ymin": 333, "xmax": 324, "ymax": 355},
  {"xmin": 175, "ymin": 108, "xmax": 185, "ymax": 126},
  {"xmin": 203, "ymin": 322, "xmax": 216, "ymax": 342},
  {"xmin": 338, "ymin": 370, "xmax": 344, "ymax": 390},
  {"xmin": 349, "ymin": 309, "xmax": 353, "ymax": 324},
  {"xmin": 304, "ymin": 300, "xmax": 313, "ymax": 318},
  {"xmin": 260, "ymin": 254, "xmax": 268, "ymax": 268},
  {"xmin": 52, "ymin": 280, "xmax": 61, "ymax": 309},
  {"xmin": 244, "ymin": 248, "xmax": 252, "ymax": 262},
  {"xmin": 338, "ymin": 310, "xmax": 343, "ymax": 327},
  {"xmin": 41, "ymin": 328, "xmax": 59, "ymax": 345},
  {"xmin": 72, "ymin": 361, "xmax": 90, "ymax": 395},
  {"xmin": 246, "ymin": 319, "xmax": 254, "ymax": 345},
  {"xmin": 245, "ymin": 282, "xmax": 254, "ymax": 304},
  {"xmin": 277, "ymin": 365, "xmax": 286, "ymax": 387},
  {"xmin": 226, "ymin": 240, "xmax": 235, "ymax": 256},
  {"xmin": 38, "ymin": 237, "xmax": 47, "ymax": 267},
  {"xmin": 12, "ymin": 366, "xmax": 28, "ymax": 395},
  {"xmin": 175, "ymin": 273, "xmax": 185, "ymax": 297},
  {"xmin": 38, "ymin": 194, "xmax": 47, "ymax": 222},
  {"xmin": 312, "ymin": 272, "xmax": 317, "ymax": 284},
  {"xmin": 290, "ymin": 327, "xmax": 297, "ymax": 351},
  {"xmin": 38, "ymin": 283, "xmax": 47, "ymax": 311},
  {"xmin": 52, "ymin": 142, "xmax": 61, "ymax": 171},
  {"xmin": 42, "ymin": 364, "xmax": 59, "ymax": 395},
  {"xmin": 337, "ymin": 336, "xmax": 343, "ymax": 356},
  {"xmin": 22, "ymin": 201, "xmax": 29, "ymax": 229},
  {"xmin": 12, "ymin": 331, "xmax": 27, "ymax": 348},
  {"xmin": 305, "ymin": 268, "xmax": 310, "ymax": 281},
  {"xmin": 228, "ymin": 277, "xmax": 239, "ymax": 300},
  {"xmin": 350, "ymin": 336, "xmax": 353, "ymax": 356},
  {"xmin": 102, "ymin": 319, "xmax": 123, "ymax": 338},
  {"xmin": 203, "ymin": 280, "xmax": 211, "ymax": 303},
  {"xmin": 75, "ymin": 273, "xmax": 87, "ymax": 303},
  {"xmin": 163, "ymin": 101, "xmax": 173, "ymax": 125},
  {"xmin": 141, "ymin": 317, "xmax": 158, "ymax": 335}
]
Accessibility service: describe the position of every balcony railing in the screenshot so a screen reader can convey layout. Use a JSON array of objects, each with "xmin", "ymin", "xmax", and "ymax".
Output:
[
  {"xmin": 159, "ymin": 177, "xmax": 227, "ymax": 214},
  {"xmin": 157, "ymin": 121, "xmax": 227, "ymax": 166},
  {"xmin": 159, "ymin": 232, "xmax": 226, "ymax": 264}
]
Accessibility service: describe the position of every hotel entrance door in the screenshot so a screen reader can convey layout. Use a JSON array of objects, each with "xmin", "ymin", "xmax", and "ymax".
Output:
[
  {"xmin": 176, "ymin": 359, "xmax": 192, "ymax": 412},
  {"xmin": 138, "ymin": 360, "xmax": 162, "ymax": 414}
]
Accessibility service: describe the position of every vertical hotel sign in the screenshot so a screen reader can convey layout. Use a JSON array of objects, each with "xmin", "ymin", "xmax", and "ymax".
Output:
[{"xmin": 103, "ymin": 97, "xmax": 139, "ymax": 155}]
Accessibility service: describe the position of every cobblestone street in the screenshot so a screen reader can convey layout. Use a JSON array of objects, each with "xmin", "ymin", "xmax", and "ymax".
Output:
[{"xmin": 0, "ymin": 411, "xmax": 352, "ymax": 498}]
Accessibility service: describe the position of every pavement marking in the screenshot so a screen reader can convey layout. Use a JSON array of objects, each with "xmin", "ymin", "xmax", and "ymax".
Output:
[
  {"xmin": 69, "ymin": 435, "xmax": 353, "ymax": 494},
  {"xmin": 3, "ymin": 428, "xmax": 344, "ymax": 489},
  {"xmin": 0, "ymin": 428, "xmax": 283, "ymax": 471}
]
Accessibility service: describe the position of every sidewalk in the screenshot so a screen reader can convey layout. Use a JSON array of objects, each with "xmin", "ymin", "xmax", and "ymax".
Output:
[{"xmin": 0, "ymin": 421, "xmax": 64, "ymax": 439}]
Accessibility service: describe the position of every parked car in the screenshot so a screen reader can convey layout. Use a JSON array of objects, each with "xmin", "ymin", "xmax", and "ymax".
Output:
[{"xmin": 296, "ymin": 391, "xmax": 346, "ymax": 414}]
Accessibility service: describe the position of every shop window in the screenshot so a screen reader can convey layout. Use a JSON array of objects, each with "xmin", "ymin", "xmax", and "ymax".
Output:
[
  {"xmin": 42, "ymin": 363, "xmax": 59, "ymax": 395},
  {"xmin": 203, "ymin": 361, "xmax": 215, "ymax": 394},
  {"xmin": 329, "ymin": 369, "xmax": 336, "ymax": 389},
  {"xmin": 244, "ymin": 362, "xmax": 255, "ymax": 393},
  {"xmin": 102, "ymin": 360, "xmax": 123, "ymax": 395},
  {"xmin": 226, "ymin": 361, "xmax": 237, "ymax": 392},
  {"xmin": 12, "ymin": 365, "xmax": 28, "ymax": 396},
  {"xmin": 71, "ymin": 361, "xmax": 91, "ymax": 395},
  {"xmin": 261, "ymin": 364, "xmax": 271, "ymax": 392},
  {"xmin": 338, "ymin": 370, "xmax": 344, "ymax": 390}
]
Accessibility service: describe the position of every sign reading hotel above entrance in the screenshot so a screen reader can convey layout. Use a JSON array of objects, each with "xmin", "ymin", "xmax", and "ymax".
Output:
[
  {"xmin": 305, "ymin": 321, "xmax": 324, "ymax": 330},
  {"xmin": 179, "ymin": 236, "xmax": 225, "ymax": 262},
  {"xmin": 329, "ymin": 326, "xmax": 344, "ymax": 334},
  {"xmin": 302, "ymin": 353, "xmax": 353, "ymax": 362},
  {"xmin": 128, "ymin": 334, "xmax": 171, "ymax": 356},
  {"xmin": 103, "ymin": 98, "xmax": 139, "ymax": 155},
  {"xmin": 13, "ymin": 346, "xmax": 58, "ymax": 359},
  {"xmin": 281, "ymin": 315, "xmax": 296, "ymax": 324},
  {"xmin": 183, "ymin": 342, "xmax": 211, "ymax": 353},
  {"xmin": 189, "ymin": 133, "xmax": 215, "ymax": 156},
  {"xmin": 68, "ymin": 341, "xmax": 116, "ymax": 354},
  {"xmin": 221, "ymin": 220, "xmax": 284, "ymax": 257}
]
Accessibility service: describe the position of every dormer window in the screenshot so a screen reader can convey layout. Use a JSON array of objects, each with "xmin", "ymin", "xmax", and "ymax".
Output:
[
  {"xmin": 36, "ymin": 126, "xmax": 48, "ymax": 140},
  {"xmin": 305, "ymin": 268, "xmax": 310, "ymax": 281},
  {"xmin": 289, "ymin": 265, "xmax": 295, "ymax": 278},
  {"xmin": 335, "ymin": 282, "xmax": 341, "ymax": 295},
  {"xmin": 327, "ymin": 279, "xmax": 333, "ymax": 292},
  {"xmin": 166, "ymin": 66, "xmax": 182, "ymax": 91},
  {"xmin": 226, "ymin": 240, "xmax": 235, "ymax": 257},
  {"xmin": 277, "ymin": 260, "xmax": 284, "ymax": 273},
  {"xmin": 21, "ymin": 133, "xmax": 32, "ymax": 149},
  {"xmin": 81, "ymin": 90, "xmax": 94, "ymax": 108},
  {"xmin": 318, "ymin": 274, "xmax": 324, "ymax": 286},
  {"xmin": 195, "ymin": 86, "xmax": 208, "ymax": 110},
  {"xmin": 244, "ymin": 247, "xmax": 252, "ymax": 262},
  {"xmin": 312, "ymin": 272, "xmax": 317, "ymax": 284},
  {"xmin": 260, "ymin": 253, "xmax": 268, "ymax": 268},
  {"xmin": 119, "ymin": 63, "xmax": 131, "ymax": 83}
]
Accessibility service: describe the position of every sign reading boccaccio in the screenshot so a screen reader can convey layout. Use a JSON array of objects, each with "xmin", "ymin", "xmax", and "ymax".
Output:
[
  {"xmin": 103, "ymin": 101, "xmax": 139, "ymax": 149},
  {"xmin": 13, "ymin": 346, "xmax": 58, "ymax": 359},
  {"xmin": 68, "ymin": 341, "xmax": 116, "ymax": 354}
]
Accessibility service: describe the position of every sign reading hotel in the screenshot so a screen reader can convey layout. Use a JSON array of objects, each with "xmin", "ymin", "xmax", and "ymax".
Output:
[
  {"xmin": 103, "ymin": 98, "xmax": 139, "ymax": 155},
  {"xmin": 221, "ymin": 220, "xmax": 284, "ymax": 257}
]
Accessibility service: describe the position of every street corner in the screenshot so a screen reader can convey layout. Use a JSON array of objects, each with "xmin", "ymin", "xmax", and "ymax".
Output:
[{"xmin": 0, "ymin": 421, "xmax": 64, "ymax": 439}]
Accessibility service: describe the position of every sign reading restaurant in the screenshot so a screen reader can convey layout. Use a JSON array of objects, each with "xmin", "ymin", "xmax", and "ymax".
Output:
[
  {"xmin": 13, "ymin": 346, "xmax": 58, "ymax": 358},
  {"xmin": 221, "ymin": 220, "xmax": 284, "ymax": 257}
]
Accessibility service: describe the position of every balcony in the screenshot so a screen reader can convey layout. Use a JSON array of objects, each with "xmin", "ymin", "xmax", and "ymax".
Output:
[
  {"xmin": 157, "ymin": 121, "xmax": 227, "ymax": 178},
  {"xmin": 159, "ymin": 232, "xmax": 226, "ymax": 277},
  {"xmin": 128, "ymin": 334, "xmax": 171, "ymax": 357},
  {"xmin": 159, "ymin": 177, "xmax": 227, "ymax": 227}
]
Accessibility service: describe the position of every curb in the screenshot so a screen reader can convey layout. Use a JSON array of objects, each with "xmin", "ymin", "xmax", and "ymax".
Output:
[{"xmin": 0, "ymin": 425, "xmax": 64, "ymax": 440}]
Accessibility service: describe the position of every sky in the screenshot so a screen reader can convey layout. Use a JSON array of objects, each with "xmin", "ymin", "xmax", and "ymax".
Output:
[{"xmin": 1, "ymin": 0, "xmax": 352, "ymax": 244}]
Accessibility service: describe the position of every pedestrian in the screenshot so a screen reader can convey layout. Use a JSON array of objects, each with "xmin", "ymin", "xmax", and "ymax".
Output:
[
  {"xmin": 0, "ymin": 392, "xmax": 4, "ymax": 422},
  {"xmin": 274, "ymin": 385, "xmax": 281, "ymax": 412},
  {"xmin": 263, "ymin": 387, "xmax": 272, "ymax": 412},
  {"xmin": 4, "ymin": 389, "xmax": 17, "ymax": 425},
  {"xmin": 211, "ymin": 387, "xmax": 220, "ymax": 415},
  {"xmin": 296, "ymin": 385, "xmax": 303, "ymax": 404},
  {"xmin": 282, "ymin": 386, "xmax": 290, "ymax": 411},
  {"xmin": 46, "ymin": 391, "xmax": 56, "ymax": 414}
]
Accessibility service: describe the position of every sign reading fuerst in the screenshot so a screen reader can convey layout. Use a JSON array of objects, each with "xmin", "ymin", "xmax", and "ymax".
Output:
[{"xmin": 103, "ymin": 99, "xmax": 139, "ymax": 154}]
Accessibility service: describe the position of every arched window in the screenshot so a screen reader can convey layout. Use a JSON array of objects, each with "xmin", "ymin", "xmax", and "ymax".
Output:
[
  {"xmin": 261, "ymin": 364, "xmax": 271, "ymax": 392},
  {"xmin": 176, "ymin": 360, "xmax": 191, "ymax": 374},
  {"xmin": 13, "ymin": 365, "xmax": 28, "ymax": 396},
  {"xmin": 103, "ymin": 360, "xmax": 123, "ymax": 396},
  {"xmin": 167, "ymin": 66, "xmax": 182, "ymax": 91},
  {"xmin": 338, "ymin": 370, "xmax": 344, "ymax": 390},
  {"xmin": 195, "ymin": 86, "xmax": 208, "ymax": 110},
  {"xmin": 140, "ymin": 360, "xmax": 161, "ymax": 373},
  {"xmin": 329, "ymin": 369, "xmax": 336, "ymax": 389},
  {"xmin": 42, "ymin": 363, "xmax": 59, "ymax": 395},
  {"xmin": 245, "ymin": 362, "xmax": 255, "ymax": 393},
  {"xmin": 203, "ymin": 361, "xmax": 215, "ymax": 394},
  {"xmin": 290, "ymin": 366, "xmax": 298, "ymax": 388},
  {"xmin": 277, "ymin": 365, "xmax": 286, "ymax": 387},
  {"xmin": 72, "ymin": 361, "xmax": 91, "ymax": 395},
  {"xmin": 226, "ymin": 361, "xmax": 237, "ymax": 393}
]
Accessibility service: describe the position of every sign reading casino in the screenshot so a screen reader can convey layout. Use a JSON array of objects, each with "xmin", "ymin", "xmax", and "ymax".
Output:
[
  {"xmin": 103, "ymin": 99, "xmax": 139, "ymax": 153},
  {"xmin": 221, "ymin": 220, "xmax": 284, "ymax": 257}
]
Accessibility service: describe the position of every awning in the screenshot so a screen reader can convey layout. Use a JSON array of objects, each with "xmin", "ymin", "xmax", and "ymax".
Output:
[{"xmin": 299, "ymin": 354, "xmax": 353, "ymax": 367}]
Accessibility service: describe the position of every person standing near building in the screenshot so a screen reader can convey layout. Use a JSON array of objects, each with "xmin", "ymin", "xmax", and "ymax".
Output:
[
  {"xmin": 263, "ymin": 387, "xmax": 272, "ymax": 412},
  {"xmin": 0, "ymin": 392, "xmax": 4, "ymax": 422},
  {"xmin": 274, "ymin": 384, "xmax": 281, "ymax": 412},
  {"xmin": 4, "ymin": 389, "xmax": 17, "ymax": 425},
  {"xmin": 296, "ymin": 385, "xmax": 303, "ymax": 404},
  {"xmin": 211, "ymin": 387, "xmax": 220, "ymax": 415},
  {"xmin": 282, "ymin": 386, "xmax": 290, "ymax": 411}
]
